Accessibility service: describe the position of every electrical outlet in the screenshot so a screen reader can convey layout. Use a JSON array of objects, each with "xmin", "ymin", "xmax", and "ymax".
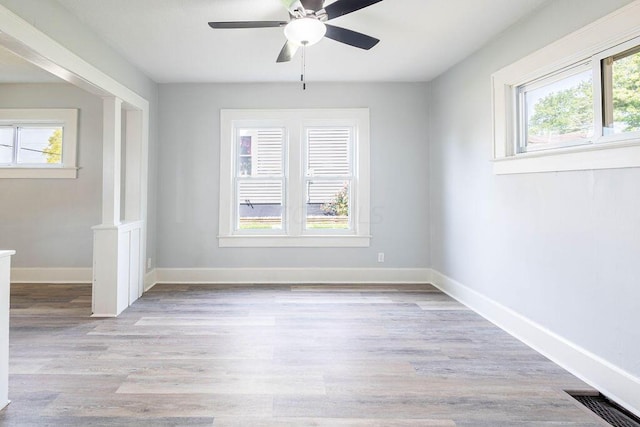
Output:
[
  {"xmin": 377, "ymin": 252, "xmax": 385, "ymax": 263},
  {"xmin": 147, "ymin": 258, "xmax": 152, "ymax": 269}
]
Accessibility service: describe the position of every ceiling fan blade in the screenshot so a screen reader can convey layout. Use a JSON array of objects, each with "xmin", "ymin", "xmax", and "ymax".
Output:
[
  {"xmin": 324, "ymin": 0, "xmax": 383, "ymax": 20},
  {"xmin": 277, "ymin": 41, "xmax": 299, "ymax": 63},
  {"xmin": 208, "ymin": 21, "xmax": 287, "ymax": 29},
  {"xmin": 324, "ymin": 24, "xmax": 380, "ymax": 50}
]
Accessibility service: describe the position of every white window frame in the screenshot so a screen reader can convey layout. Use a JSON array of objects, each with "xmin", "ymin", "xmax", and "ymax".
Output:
[
  {"xmin": 491, "ymin": 0, "xmax": 640, "ymax": 174},
  {"xmin": 0, "ymin": 109, "xmax": 78, "ymax": 178},
  {"xmin": 218, "ymin": 109, "xmax": 371, "ymax": 248}
]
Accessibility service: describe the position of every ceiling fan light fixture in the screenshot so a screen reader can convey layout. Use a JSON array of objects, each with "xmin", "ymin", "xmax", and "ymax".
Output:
[{"xmin": 284, "ymin": 17, "xmax": 326, "ymax": 46}]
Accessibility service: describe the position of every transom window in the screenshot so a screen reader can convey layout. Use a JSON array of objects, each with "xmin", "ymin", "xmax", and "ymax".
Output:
[
  {"xmin": 0, "ymin": 125, "xmax": 64, "ymax": 165},
  {"xmin": 513, "ymin": 40, "xmax": 640, "ymax": 157},
  {"xmin": 0, "ymin": 109, "xmax": 78, "ymax": 178},
  {"xmin": 219, "ymin": 109, "xmax": 370, "ymax": 247},
  {"xmin": 602, "ymin": 45, "xmax": 640, "ymax": 136},
  {"xmin": 492, "ymin": 2, "xmax": 640, "ymax": 174},
  {"xmin": 518, "ymin": 62, "xmax": 594, "ymax": 153}
]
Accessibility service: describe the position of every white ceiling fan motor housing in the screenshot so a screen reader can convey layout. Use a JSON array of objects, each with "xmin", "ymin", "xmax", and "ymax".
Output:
[{"xmin": 284, "ymin": 17, "xmax": 327, "ymax": 46}]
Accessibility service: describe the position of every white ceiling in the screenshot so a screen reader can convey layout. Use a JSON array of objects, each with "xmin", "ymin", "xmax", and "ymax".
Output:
[
  {"xmin": 52, "ymin": 0, "xmax": 550, "ymax": 83},
  {"xmin": 4, "ymin": 0, "xmax": 550, "ymax": 84}
]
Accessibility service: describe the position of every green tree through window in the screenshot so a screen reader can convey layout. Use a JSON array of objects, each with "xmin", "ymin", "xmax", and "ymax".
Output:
[
  {"xmin": 44, "ymin": 129, "xmax": 62, "ymax": 164},
  {"xmin": 527, "ymin": 51, "xmax": 640, "ymax": 139},
  {"xmin": 528, "ymin": 80, "xmax": 593, "ymax": 139},
  {"xmin": 612, "ymin": 51, "xmax": 640, "ymax": 132}
]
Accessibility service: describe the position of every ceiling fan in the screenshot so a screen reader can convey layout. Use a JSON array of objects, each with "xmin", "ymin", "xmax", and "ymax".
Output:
[{"xmin": 208, "ymin": 0, "xmax": 383, "ymax": 63}]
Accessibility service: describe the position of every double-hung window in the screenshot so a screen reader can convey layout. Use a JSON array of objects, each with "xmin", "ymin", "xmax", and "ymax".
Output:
[
  {"xmin": 219, "ymin": 109, "xmax": 370, "ymax": 247},
  {"xmin": 236, "ymin": 127, "xmax": 286, "ymax": 231},
  {"xmin": 492, "ymin": 1, "xmax": 640, "ymax": 174},
  {"xmin": 0, "ymin": 109, "xmax": 78, "ymax": 178},
  {"xmin": 305, "ymin": 127, "xmax": 353, "ymax": 231}
]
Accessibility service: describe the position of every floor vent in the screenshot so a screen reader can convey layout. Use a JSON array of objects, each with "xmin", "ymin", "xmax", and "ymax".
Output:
[{"xmin": 569, "ymin": 393, "xmax": 640, "ymax": 427}]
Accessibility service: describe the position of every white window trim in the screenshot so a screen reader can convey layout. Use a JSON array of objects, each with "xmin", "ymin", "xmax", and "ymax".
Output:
[
  {"xmin": 0, "ymin": 108, "xmax": 78, "ymax": 178},
  {"xmin": 491, "ymin": 0, "xmax": 640, "ymax": 174},
  {"xmin": 218, "ymin": 108, "xmax": 371, "ymax": 248}
]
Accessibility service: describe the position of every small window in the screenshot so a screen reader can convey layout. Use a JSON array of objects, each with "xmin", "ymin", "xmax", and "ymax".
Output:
[
  {"xmin": 0, "ymin": 127, "xmax": 13, "ymax": 164},
  {"xmin": 602, "ymin": 46, "xmax": 640, "ymax": 136},
  {"xmin": 518, "ymin": 63, "xmax": 594, "ymax": 152},
  {"xmin": 0, "ymin": 109, "xmax": 78, "ymax": 178},
  {"xmin": 492, "ymin": 3, "xmax": 640, "ymax": 174},
  {"xmin": 1, "ymin": 126, "xmax": 64, "ymax": 165}
]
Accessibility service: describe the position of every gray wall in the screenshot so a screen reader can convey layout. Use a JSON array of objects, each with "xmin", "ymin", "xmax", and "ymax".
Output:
[
  {"xmin": 429, "ymin": 0, "xmax": 640, "ymax": 378},
  {"xmin": 0, "ymin": 83, "xmax": 102, "ymax": 267},
  {"xmin": 157, "ymin": 83, "xmax": 430, "ymax": 269},
  {"xmin": 0, "ymin": 0, "xmax": 159, "ymax": 270}
]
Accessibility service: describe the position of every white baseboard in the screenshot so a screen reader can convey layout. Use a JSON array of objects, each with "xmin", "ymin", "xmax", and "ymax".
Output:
[
  {"xmin": 152, "ymin": 267, "xmax": 431, "ymax": 285},
  {"xmin": 429, "ymin": 269, "xmax": 640, "ymax": 418},
  {"xmin": 10, "ymin": 268, "xmax": 92, "ymax": 284},
  {"xmin": 9, "ymin": 267, "xmax": 431, "ymax": 287}
]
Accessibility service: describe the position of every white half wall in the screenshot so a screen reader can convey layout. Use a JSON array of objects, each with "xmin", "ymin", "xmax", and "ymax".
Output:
[{"xmin": 0, "ymin": 250, "xmax": 15, "ymax": 410}]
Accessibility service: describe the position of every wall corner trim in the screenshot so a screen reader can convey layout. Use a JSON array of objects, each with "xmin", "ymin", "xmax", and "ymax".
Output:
[
  {"xmin": 144, "ymin": 269, "xmax": 157, "ymax": 291},
  {"xmin": 429, "ymin": 269, "xmax": 640, "ymax": 418}
]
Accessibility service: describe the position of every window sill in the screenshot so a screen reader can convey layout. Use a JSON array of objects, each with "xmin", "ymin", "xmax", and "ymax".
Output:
[
  {"xmin": 0, "ymin": 167, "xmax": 78, "ymax": 179},
  {"xmin": 493, "ymin": 139, "xmax": 640, "ymax": 174},
  {"xmin": 218, "ymin": 235, "xmax": 371, "ymax": 248}
]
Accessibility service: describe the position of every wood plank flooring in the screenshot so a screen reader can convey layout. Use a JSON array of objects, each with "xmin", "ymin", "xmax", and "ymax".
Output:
[{"xmin": 0, "ymin": 283, "xmax": 608, "ymax": 426}]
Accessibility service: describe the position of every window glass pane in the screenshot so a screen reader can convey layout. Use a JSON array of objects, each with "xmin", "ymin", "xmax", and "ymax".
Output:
[
  {"xmin": 0, "ymin": 127, "xmax": 14, "ymax": 164},
  {"xmin": 238, "ymin": 180, "xmax": 283, "ymax": 230},
  {"xmin": 306, "ymin": 180, "xmax": 350, "ymax": 230},
  {"xmin": 17, "ymin": 127, "xmax": 63, "ymax": 164},
  {"xmin": 237, "ymin": 128, "xmax": 283, "ymax": 177},
  {"xmin": 607, "ymin": 48, "xmax": 640, "ymax": 134},
  {"xmin": 523, "ymin": 68, "xmax": 593, "ymax": 150},
  {"xmin": 307, "ymin": 128, "xmax": 350, "ymax": 176}
]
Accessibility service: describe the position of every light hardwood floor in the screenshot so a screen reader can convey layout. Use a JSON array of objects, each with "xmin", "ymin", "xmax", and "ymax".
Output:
[{"xmin": 0, "ymin": 283, "xmax": 608, "ymax": 426}]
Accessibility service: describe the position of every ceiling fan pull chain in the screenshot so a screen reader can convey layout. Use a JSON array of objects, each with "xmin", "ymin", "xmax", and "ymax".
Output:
[{"xmin": 301, "ymin": 42, "xmax": 307, "ymax": 90}]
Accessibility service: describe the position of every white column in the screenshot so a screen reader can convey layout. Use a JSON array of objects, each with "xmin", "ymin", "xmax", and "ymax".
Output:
[
  {"xmin": 92, "ymin": 97, "xmax": 124, "ymax": 317},
  {"xmin": 0, "ymin": 250, "xmax": 15, "ymax": 409},
  {"xmin": 101, "ymin": 96, "xmax": 122, "ymax": 225},
  {"xmin": 125, "ymin": 109, "xmax": 142, "ymax": 221},
  {"xmin": 124, "ymin": 109, "xmax": 144, "ymax": 304}
]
